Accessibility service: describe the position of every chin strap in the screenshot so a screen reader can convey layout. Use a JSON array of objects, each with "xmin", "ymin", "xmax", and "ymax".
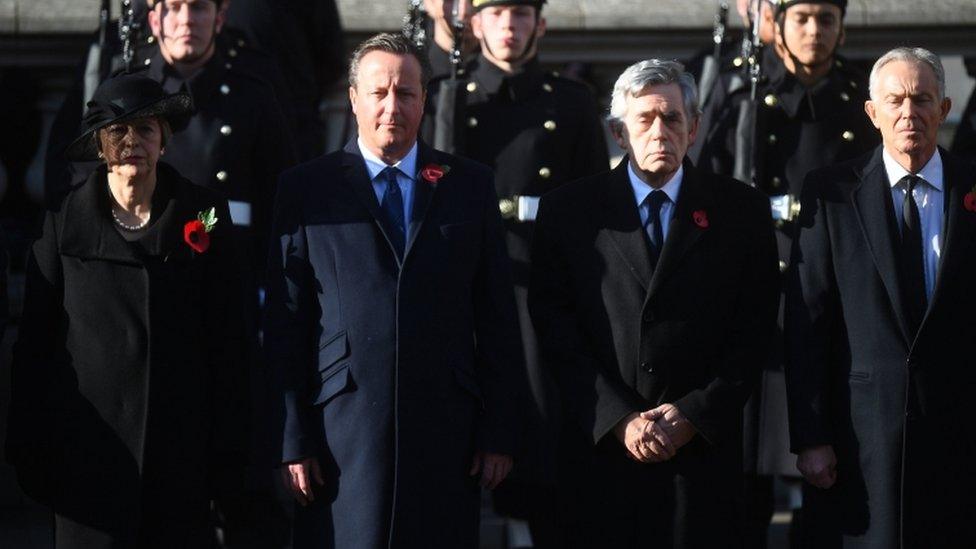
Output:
[
  {"xmin": 777, "ymin": 14, "xmax": 843, "ymax": 75},
  {"xmin": 155, "ymin": 4, "xmax": 220, "ymax": 68},
  {"xmin": 482, "ymin": 10, "xmax": 541, "ymax": 67}
]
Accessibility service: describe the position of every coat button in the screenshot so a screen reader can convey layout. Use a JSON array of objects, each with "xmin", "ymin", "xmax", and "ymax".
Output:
[
  {"xmin": 779, "ymin": 260, "xmax": 788, "ymax": 273},
  {"xmin": 641, "ymin": 361, "xmax": 653, "ymax": 373},
  {"xmin": 144, "ymin": 58, "xmax": 152, "ymax": 66},
  {"xmin": 764, "ymin": 94, "xmax": 779, "ymax": 107},
  {"xmin": 771, "ymin": 176, "xmax": 782, "ymax": 188},
  {"xmin": 466, "ymin": 81, "xmax": 478, "ymax": 92},
  {"xmin": 538, "ymin": 167, "xmax": 551, "ymax": 179},
  {"xmin": 147, "ymin": 36, "xmax": 155, "ymax": 44},
  {"xmin": 467, "ymin": 117, "xmax": 478, "ymax": 128},
  {"xmin": 840, "ymin": 92, "xmax": 850, "ymax": 102},
  {"xmin": 835, "ymin": 59, "xmax": 844, "ymax": 68},
  {"xmin": 220, "ymin": 84, "xmax": 231, "ymax": 95},
  {"xmin": 768, "ymin": 134, "xmax": 777, "ymax": 144},
  {"xmin": 237, "ymin": 39, "xmax": 246, "ymax": 47},
  {"xmin": 228, "ymin": 48, "xmax": 238, "ymax": 58},
  {"xmin": 842, "ymin": 130, "xmax": 855, "ymax": 142},
  {"xmin": 220, "ymin": 125, "xmax": 233, "ymax": 136},
  {"xmin": 544, "ymin": 120, "xmax": 557, "ymax": 131},
  {"xmin": 849, "ymin": 80, "xmax": 858, "ymax": 89},
  {"xmin": 216, "ymin": 170, "xmax": 228, "ymax": 182},
  {"xmin": 542, "ymin": 82, "xmax": 553, "ymax": 92},
  {"xmin": 733, "ymin": 56, "xmax": 744, "ymax": 67},
  {"xmin": 225, "ymin": 63, "xmax": 233, "ymax": 70}
]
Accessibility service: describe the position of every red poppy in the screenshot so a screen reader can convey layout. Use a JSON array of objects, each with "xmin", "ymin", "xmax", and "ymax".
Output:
[
  {"xmin": 184, "ymin": 220, "xmax": 211, "ymax": 253},
  {"xmin": 420, "ymin": 163, "xmax": 449, "ymax": 185},
  {"xmin": 965, "ymin": 192, "xmax": 976, "ymax": 212},
  {"xmin": 692, "ymin": 210, "xmax": 709, "ymax": 229}
]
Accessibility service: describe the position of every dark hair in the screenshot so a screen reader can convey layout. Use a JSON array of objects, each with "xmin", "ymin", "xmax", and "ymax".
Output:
[{"xmin": 348, "ymin": 32, "xmax": 432, "ymax": 91}]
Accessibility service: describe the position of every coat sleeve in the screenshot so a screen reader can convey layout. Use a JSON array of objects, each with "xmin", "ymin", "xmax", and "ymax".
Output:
[
  {"xmin": 471, "ymin": 170, "xmax": 526, "ymax": 456},
  {"xmin": 673, "ymin": 191, "xmax": 780, "ymax": 445},
  {"xmin": 571, "ymin": 89, "xmax": 610, "ymax": 177},
  {"xmin": 205, "ymin": 199, "xmax": 253, "ymax": 490},
  {"xmin": 784, "ymin": 172, "xmax": 840, "ymax": 452},
  {"xmin": 4, "ymin": 212, "xmax": 66, "ymax": 501},
  {"xmin": 264, "ymin": 174, "xmax": 318, "ymax": 463},
  {"xmin": 528, "ymin": 196, "xmax": 647, "ymax": 445}
]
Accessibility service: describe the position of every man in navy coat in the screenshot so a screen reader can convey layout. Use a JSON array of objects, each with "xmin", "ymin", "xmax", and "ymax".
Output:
[{"xmin": 264, "ymin": 32, "xmax": 524, "ymax": 548}]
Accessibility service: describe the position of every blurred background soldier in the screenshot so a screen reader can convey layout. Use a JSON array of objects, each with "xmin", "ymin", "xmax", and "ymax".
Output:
[
  {"xmin": 690, "ymin": 1, "xmax": 879, "ymax": 547},
  {"xmin": 421, "ymin": 0, "xmax": 478, "ymax": 79},
  {"xmin": 951, "ymin": 56, "xmax": 976, "ymax": 163},
  {"xmin": 423, "ymin": 0, "xmax": 608, "ymax": 546}
]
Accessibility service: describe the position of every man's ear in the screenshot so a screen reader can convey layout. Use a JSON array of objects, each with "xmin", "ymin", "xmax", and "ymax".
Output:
[
  {"xmin": 609, "ymin": 121, "xmax": 627, "ymax": 150},
  {"xmin": 940, "ymin": 97, "xmax": 953, "ymax": 123},
  {"xmin": 687, "ymin": 115, "xmax": 700, "ymax": 147},
  {"xmin": 864, "ymin": 100, "xmax": 880, "ymax": 130},
  {"xmin": 215, "ymin": 0, "xmax": 229, "ymax": 33},
  {"xmin": 147, "ymin": 5, "xmax": 162, "ymax": 38},
  {"xmin": 837, "ymin": 25, "xmax": 846, "ymax": 47},
  {"xmin": 471, "ymin": 13, "xmax": 484, "ymax": 40},
  {"xmin": 536, "ymin": 16, "xmax": 547, "ymax": 39},
  {"xmin": 349, "ymin": 86, "xmax": 358, "ymax": 116}
]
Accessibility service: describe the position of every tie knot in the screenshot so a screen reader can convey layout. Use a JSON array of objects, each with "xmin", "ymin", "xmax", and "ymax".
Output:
[
  {"xmin": 902, "ymin": 175, "xmax": 921, "ymax": 193},
  {"xmin": 380, "ymin": 166, "xmax": 400, "ymax": 185},
  {"xmin": 646, "ymin": 190, "xmax": 668, "ymax": 212}
]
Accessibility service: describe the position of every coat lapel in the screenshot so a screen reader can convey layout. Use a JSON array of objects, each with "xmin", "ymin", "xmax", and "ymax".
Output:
[
  {"xmin": 922, "ymin": 149, "xmax": 976, "ymax": 327},
  {"xmin": 59, "ymin": 166, "xmax": 143, "ymax": 266},
  {"xmin": 405, "ymin": 142, "xmax": 438, "ymax": 257},
  {"xmin": 603, "ymin": 159, "xmax": 653, "ymax": 291},
  {"xmin": 850, "ymin": 148, "xmax": 912, "ymax": 345},
  {"xmin": 341, "ymin": 139, "xmax": 401, "ymax": 261},
  {"xmin": 646, "ymin": 161, "xmax": 712, "ymax": 301}
]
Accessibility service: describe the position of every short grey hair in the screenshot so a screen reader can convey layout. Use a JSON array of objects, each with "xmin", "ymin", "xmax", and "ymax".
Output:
[
  {"xmin": 348, "ymin": 32, "xmax": 432, "ymax": 91},
  {"xmin": 608, "ymin": 59, "xmax": 701, "ymax": 129},
  {"xmin": 869, "ymin": 47, "xmax": 946, "ymax": 101}
]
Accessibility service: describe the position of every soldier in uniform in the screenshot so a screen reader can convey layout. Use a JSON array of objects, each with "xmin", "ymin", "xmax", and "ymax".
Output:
[
  {"xmin": 422, "ymin": 0, "xmax": 478, "ymax": 79},
  {"xmin": 422, "ymin": 0, "xmax": 609, "ymax": 545},
  {"xmin": 950, "ymin": 56, "xmax": 976, "ymax": 163},
  {"xmin": 690, "ymin": 1, "xmax": 879, "ymax": 547}
]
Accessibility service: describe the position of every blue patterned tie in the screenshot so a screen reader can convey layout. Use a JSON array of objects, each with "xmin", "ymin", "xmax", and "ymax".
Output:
[
  {"xmin": 379, "ymin": 167, "xmax": 406, "ymax": 257},
  {"xmin": 645, "ymin": 190, "xmax": 668, "ymax": 268}
]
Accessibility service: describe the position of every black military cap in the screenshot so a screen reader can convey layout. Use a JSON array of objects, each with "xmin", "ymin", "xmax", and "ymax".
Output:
[
  {"xmin": 472, "ymin": 0, "xmax": 546, "ymax": 12},
  {"xmin": 775, "ymin": 0, "xmax": 847, "ymax": 15},
  {"xmin": 67, "ymin": 73, "xmax": 194, "ymax": 161}
]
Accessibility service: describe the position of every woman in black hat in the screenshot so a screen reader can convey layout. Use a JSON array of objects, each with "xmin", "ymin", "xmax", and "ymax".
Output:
[{"xmin": 4, "ymin": 73, "xmax": 250, "ymax": 548}]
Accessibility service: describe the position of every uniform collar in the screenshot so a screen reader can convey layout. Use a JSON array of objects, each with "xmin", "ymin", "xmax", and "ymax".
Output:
[
  {"xmin": 147, "ymin": 48, "xmax": 227, "ymax": 106},
  {"xmin": 471, "ymin": 55, "xmax": 544, "ymax": 101},
  {"xmin": 882, "ymin": 147, "xmax": 944, "ymax": 192}
]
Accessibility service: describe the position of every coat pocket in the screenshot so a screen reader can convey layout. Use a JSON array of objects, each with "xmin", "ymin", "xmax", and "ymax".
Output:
[
  {"xmin": 317, "ymin": 330, "xmax": 349, "ymax": 379},
  {"xmin": 848, "ymin": 371, "xmax": 870, "ymax": 383},
  {"xmin": 311, "ymin": 365, "xmax": 352, "ymax": 406}
]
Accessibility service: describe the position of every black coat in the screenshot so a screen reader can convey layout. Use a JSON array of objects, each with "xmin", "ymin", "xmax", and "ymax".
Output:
[
  {"xmin": 4, "ymin": 163, "xmax": 249, "ymax": 548},
  {"xmin": 528, "ymin": 159, "xmax": 779, "ymax": 548},
  {"xmin": 264, "ymin": 140, "xmax": 525, "ymax": 549},
  {"xmin": 951, "ymin": 86, "xmax": 976, "ymax": 164},
  {"xmin": 422, "ymin": 56, "xmax": 609, "ymax": 495},
  {"xmin": 785, "ymin": 147, "xmax": 976, "ymax": 548}
]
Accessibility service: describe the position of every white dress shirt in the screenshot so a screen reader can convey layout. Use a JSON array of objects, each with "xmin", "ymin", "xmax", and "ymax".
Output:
[
  {"xmin": 629, "ymin": 162, "xmax": 683, "ymax": 243},
  {"xmin": 882, "ymin": 147, "xmax": 944, "ymax": 301},
  {"xmin": 358, "ymin": 139, "xmax": 418, "ymax": 225}
]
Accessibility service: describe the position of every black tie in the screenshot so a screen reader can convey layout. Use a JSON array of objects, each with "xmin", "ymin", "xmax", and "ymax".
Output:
[
  {"xmin": 899, "ymin": 175, "xmax": 927, "ymax": 333},
  {"xmin": 645, "ymin": 190, "xmax": 668, "ymax": 268},
  {"xmin": 379, "ymin": 167, "xmax": 406, "ymax": 258}
]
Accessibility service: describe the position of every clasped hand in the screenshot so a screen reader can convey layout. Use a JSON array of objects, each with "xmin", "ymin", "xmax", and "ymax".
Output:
[{"xmin": 614, "ymin": 403, "xmax": 697, "ymax": 463}]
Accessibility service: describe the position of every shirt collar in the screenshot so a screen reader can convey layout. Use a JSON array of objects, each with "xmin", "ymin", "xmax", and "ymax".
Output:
[
  {"xmin": 357, "ymin": 139, "xmax": 419, "ymax": 182},
  {"xmin": 882, "ymin": 147, "xmax": 944, "ymax": 192},
  {"xmin": 628, "ymin": 161, "xmax": 683, "ymax": 208}
]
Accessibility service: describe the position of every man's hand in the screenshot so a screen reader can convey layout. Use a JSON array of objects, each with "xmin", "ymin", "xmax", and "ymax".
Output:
[
  {"xmin": 282, "ymin": 457, "xmax": 325, "ymax": 506},
  {"xmin": 640, "ymin": 403, "xmax": 697, "ymax": 451},
  {"xmin": 469, "ymin": 452, "xmax": 513, "ymax": 489},
  {"xmin": 797, "ymin": 445, "xmax": 837, "ymax": 489},
  {"xmin": 613, "ymin": 412, "xmax": 676, "ymax": 463}
]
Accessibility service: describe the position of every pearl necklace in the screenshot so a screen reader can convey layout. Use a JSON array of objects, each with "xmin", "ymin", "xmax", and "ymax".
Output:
[{"xmin": 111, "ymin": 207, "xmax": 151, "ymax": 231}]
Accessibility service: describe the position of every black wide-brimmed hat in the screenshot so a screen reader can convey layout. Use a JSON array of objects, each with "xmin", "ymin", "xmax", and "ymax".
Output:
[
  {"xmin": 775, "ymin": 0, "xmax": 847, "ymax": 16},
  {"xmin": 66, "ymin": 73, "xmax": 194, "ymax": 161}
]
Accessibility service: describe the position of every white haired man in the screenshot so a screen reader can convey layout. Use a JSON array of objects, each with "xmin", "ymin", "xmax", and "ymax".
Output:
[
  {"xmin": 528, "ymin": 59, "xmax": 778, "ymax": 548},
  {"xmin": 786, "ymin": 46, "xmax": 976, "ymax": 548}
]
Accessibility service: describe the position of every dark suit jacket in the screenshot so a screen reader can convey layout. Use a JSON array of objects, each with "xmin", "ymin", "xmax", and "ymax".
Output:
[
  {"xmin": 264, "ymin": 140, "xmax": 524, "ymax": 549},
  {"xmin": 528, "ymin": 158, "xmax": 778, "ymax": 548},
  {"xmin": 5, "ymin": 163, "xmax": 249, "ymax": 548},
  {"xmin": 786, "ymin": 146, "xmax": 976, "ymax": 548}
]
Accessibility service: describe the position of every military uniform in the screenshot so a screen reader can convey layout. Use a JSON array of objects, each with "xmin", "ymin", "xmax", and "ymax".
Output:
[
  {"xmin": 952, "ymin": 84, "xmax": 976, "ymax": 164},
  {"xmin": 422, "ymin": 54, "xmax": 608, "ymax": 545}
]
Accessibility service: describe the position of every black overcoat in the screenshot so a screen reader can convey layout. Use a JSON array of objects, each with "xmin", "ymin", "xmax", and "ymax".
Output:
[
  {"xmin": 4, "ymin": 163, "xmax": 249, "ymax": 548},
  {"xmin": 785, "ymin": 147, "xmax": 976, "ymax": 548},
  {"xmin": 528, "ymin": 159, "xmax": 779, "ymax": 548},
  {"xmin": 264, "ymin": 140, "xmax": 525, "ymax": 549}
]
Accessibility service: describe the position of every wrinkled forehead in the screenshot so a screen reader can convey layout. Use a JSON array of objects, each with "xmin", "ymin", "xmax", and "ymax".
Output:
[{"xmin": 629, "ymin": 83, "xmax": 685, "ymax": 111}]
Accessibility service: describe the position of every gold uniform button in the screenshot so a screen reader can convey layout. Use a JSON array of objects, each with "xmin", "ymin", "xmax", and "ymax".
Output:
[
  {"xmin": 499, "ymin": 199, "xmax": 515, "ymax": 217},
  {"xmin": 544, "ymin": 120, "xmax": 557, "ymax": 131},
  {"xmin": 543, "ymin": 82, "xmax": 553, "ymax": 92},
  {"xmin": 849, "ymin": 80, "xmax": 858, "ymax": 88},
  {"xmin": 842, "ymin": 130, "xmax": 855, "ymax": 142},
  {"xmin": 216, "ymin": 171, "xmax": 228, "ymax": 182},
  {"xmin": 539, "ymin": 167, "xmax": 551, "ymax": 179},
  {"xmin": 764, "ymin": 94, "xmax": 779, "ymax": 107},
  {"xmin": 733, "ymin": 56, "xmax": 744, "ymax": 68},
  {"xmin": 768, "ymin": 134, "xmax": 777, "ymax": 144},
  {"xmin": 840, "ymin": 92, "xmax": 850, "ymax": 102},
  {"xmin": 466, "ymin": 82, "xmax": 478, "ymax": 92},
  {"xmin": 467, "ymin": 117, "xmax": 478, "ymax": 128},
  {"xmin": 220, "ymin": 84, "xmax": 231, "ymax": 95},
  {"xmin": 226, "ymin": 63, "xmax": 233, "ymax": 69},
  {"xmin": 771, "ymin": 176, "xmax": 782, "ymax": 188},
  {"xmin": 835, "ymin": 59, "xmax": 844, "ymax": 68},
  {"xmin": 228, "ymin": 48, "xmax": 238, "ymax": 58},
  {"xmin": 220, "ymin": 125, "xmax": 233, "ymax": 136},
  {"xmin": 147, "ymin": 36, "xmax": 155, "ymax": 44},
  {"xmin": 779, "ymin": 260, "xmax": 788, "ymax": 273},
  {"xmin": 237, "ymin": 39, "xmax": 246, "ymax": 47},
  {"xmin": 144, "ymin": 58, "xmax": 152, "ymax": 66},
  {"xmin": 550, "ymin": 71, "xmax": 560, "ymax": 77}
]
